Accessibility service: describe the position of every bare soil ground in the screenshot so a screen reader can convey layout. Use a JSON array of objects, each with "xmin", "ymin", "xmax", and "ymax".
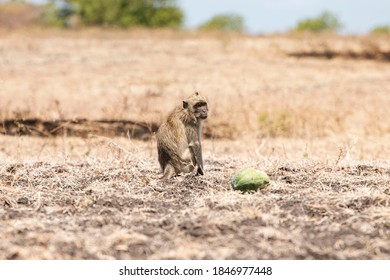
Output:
[{"xmin": 0, "ymin": 29, "xmax": 389, "ymax": 259}]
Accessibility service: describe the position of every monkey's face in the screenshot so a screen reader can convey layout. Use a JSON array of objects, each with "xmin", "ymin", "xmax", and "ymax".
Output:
[
  {"xmin": 194, "ymin": 101, "xmax": 208, "ymax": 120},
  {"xmin": 183, "ymin": 92, "xmax": 209, "ymax": 121}
]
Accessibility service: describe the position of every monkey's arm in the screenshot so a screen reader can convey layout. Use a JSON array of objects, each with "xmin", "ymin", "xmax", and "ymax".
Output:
[{"xmin": 189, "ymin": 141, "xmax": 204, "ymax": 175}]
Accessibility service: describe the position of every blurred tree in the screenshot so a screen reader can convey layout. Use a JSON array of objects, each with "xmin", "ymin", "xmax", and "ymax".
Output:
[
  {"xmin": 294, "ymin": 11, "xmax": 342, "ymax": 33},
  {"xmin": 371, "ymin": 25, "xmax": 390, "ymax": 34},
  {"xmin": 198, "ymin": 13, "xmax": 244, "ymax": 32},
  {"xmin": 40, "ymin": 0, "xmax": 73, "ymax": 27},
  {"xmin": 66, "ymin": 0, "xmax": 184, "ymax": 28}
]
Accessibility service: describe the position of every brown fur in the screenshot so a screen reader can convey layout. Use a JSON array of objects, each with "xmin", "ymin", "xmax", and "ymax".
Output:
[{"xmin": 156, "ymin": 92, "xmax": 208, "ymax": 179}]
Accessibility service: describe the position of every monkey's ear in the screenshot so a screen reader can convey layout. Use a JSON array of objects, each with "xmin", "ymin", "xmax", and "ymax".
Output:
[{"xmin": 183, "ymin": 100, "xmax": 188, "ymax": 109}]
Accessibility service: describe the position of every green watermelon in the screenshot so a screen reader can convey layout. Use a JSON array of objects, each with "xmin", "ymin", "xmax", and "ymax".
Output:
[{"xmin": 231, "ymin": 167, "xmax": 270, "ymax": 192}]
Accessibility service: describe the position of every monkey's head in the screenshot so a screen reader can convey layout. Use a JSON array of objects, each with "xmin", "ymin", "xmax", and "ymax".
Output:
[{"xmin": 183, "ymin": 92, "xmax": 208, "ymax": 121}]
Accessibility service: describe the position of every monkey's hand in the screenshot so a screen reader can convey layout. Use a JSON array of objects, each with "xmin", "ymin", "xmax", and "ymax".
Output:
[{"xmin": 196, "ymin": 166, "xmax": 204, "ymax": 176}]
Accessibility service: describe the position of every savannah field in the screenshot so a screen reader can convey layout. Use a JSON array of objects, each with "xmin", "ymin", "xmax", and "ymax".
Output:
[{"xmin": 0, "ymin": 28, "xmax": 389, "ymax": 259}]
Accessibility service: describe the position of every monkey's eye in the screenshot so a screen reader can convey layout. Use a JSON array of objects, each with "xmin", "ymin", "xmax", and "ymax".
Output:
[{"xmin": 195, "ymin": 102, "xmax": 207, "ymax": 108}]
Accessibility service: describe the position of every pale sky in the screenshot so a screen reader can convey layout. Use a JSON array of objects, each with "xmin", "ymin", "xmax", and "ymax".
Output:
[
  {"xmin": 180, "ymin": 0, "xmax": 390, "ymax": 34},
  {"xmin": 28, "ymin": 0, "xmax": 390, "ymax": 34}
]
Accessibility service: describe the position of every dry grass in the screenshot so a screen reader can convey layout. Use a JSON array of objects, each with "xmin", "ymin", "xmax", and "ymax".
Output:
[
  {"xmin": 0, "ymin": 138, "xmax": 389, "ymax": 259},
  {"xmin": 1, "ymin": 29, "xmax": 390, "ymax": 140},
  {"xmin": 0, "ymin": 29, "xmax": 390, "ymax": 259}
]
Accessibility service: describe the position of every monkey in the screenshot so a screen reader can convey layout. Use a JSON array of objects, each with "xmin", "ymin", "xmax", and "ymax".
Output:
[{"xmin": 156, "ymin": 92, "xmax": 208, "ymax": 179}]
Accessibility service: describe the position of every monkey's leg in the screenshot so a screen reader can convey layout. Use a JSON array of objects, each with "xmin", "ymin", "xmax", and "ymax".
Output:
[
  {"xmin": 180, "ymin": 148, "xmax": 196, "ymax": 173},
  {"xmin": 161, "ymin": 163, "xmax": 176, "ymax": 179},
  {"xmin": 182, "ymin": 163, "xmax": 195, "ymax": 173}
]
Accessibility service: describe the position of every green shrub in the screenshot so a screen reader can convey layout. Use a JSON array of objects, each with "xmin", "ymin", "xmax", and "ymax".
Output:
[
  {"xmin": 371, "ymin": 25, "xmax": 390, "ymax": 34},
  {"xmin": 148, "ymin": 6, "xmax": 184, "ymax": 28},
  {"xmin": 40, "ymin": 1, "xmax": 72, "ymax": 27},
  {"xmin": 199, "ymin": 13, "xmax": 244, "ymax": 32},
  {"xmin": 258, "ymin": 110, "xmax": 293, "ymax": 137},
  {"xmin": 294, "ymin": 11, "xmax": 342, "ymax": 33},
  {"xmin": 68, "ymin": 0, "xmax": 183, "ymax": 28}
]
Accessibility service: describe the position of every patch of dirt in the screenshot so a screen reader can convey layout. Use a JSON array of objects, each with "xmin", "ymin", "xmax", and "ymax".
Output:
[
  {"xmin": 0, "ymin": 118, "xmax": 233, "ymax": 140},
  {"xmin": 288, "ymin": 50, "xmax": 390, "ymax": 61},
  {"xmin": 0, "ymin": 119, "xmax": 158, "ymax": 140}
]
